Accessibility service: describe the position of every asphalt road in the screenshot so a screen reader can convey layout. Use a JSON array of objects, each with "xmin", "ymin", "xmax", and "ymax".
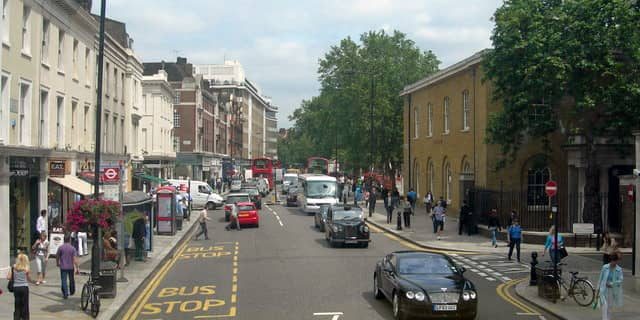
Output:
[{"xmin": 120, "ymin": 201, "xmax": 559, "ymax": 320}]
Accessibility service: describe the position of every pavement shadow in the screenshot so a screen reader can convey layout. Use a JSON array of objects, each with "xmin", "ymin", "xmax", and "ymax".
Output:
[
  {"xmin": 38, "ymin": 291, "xmax": 82, "ymax": 313},
  {"xmin": 360, "ymin": 291, "xmax": 394, "ymax": 319}
]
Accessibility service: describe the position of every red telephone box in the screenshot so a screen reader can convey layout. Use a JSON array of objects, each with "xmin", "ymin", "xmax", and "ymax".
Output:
[{"xmin": 156, "ymin": 186, "xmax": 177, "ymax": 235}]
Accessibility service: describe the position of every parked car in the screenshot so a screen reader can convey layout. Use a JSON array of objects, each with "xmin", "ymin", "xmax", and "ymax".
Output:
[
  {"xmin": 239, "ymin": 187, "xmax": 262, "ymax": 209},
  {"xmin": 236, "ymin": 202, "xmax": 259, "ymax": 227},
  {"xmin": 324, "ymin": 205, "xmax": 369, "ymax": 248},
  {"xmin": 286, "ymin": 186, "xmax": 299, "ymax": 207},
  {"xmin": 166, "ymin": 179, "xmax": 223, "ymax": 209},
  {"xmin": 373, "ymin": 251, "xmax": 478, "ymax": 320},
  {"xmin": 314, "ymin": 204, "xmax": 331, "ymax": 232},
  {"xmin": 230, "ymin": 179, "xmax": 242, "ymax": 191},
  {"xmin": 224, "ymin": 193, "xmax": 252, "ymax": 221}
]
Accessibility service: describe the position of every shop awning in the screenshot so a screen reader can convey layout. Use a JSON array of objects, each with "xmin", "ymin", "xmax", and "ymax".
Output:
[
  {"xmin": 49, "ymin": 175, "xmax": 94, "ymax": 196},
  {"xmin": 135, "ymin": 173, "xmax": 167, "ymax": 184}
]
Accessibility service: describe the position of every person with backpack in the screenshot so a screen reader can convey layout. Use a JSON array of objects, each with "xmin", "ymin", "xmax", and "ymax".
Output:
[
  {"xmin": 407, "ymin": 188, "xmax": 417, "ymax": 212},
  {"xmin": 507, "ymin": 220, "xmax": 522, "ymax": 262}
]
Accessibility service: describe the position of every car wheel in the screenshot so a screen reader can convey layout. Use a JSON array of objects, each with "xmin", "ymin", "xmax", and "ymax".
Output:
[
  {"xmin": 255, "ymin": 223, "xmax": 259, "ymax": 228},
  {"xmin": 373, "ymin": 274, "xmax": 384, "ymax": 299},
  {"xmin": 393, "ymin": 292, "xmax": 407, "ymax": 320}
]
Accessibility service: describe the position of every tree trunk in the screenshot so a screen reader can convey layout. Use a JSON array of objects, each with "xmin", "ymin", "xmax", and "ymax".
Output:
[{"xmin": 582, "ymin": 134, "xmax": 603, "ymax": 233}]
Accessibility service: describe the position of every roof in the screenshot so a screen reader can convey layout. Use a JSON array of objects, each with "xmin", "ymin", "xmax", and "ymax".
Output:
[
  {"xmin": 392, "ymin": 250, "xmax": 447, "ymax": 258},
  {"xmin": 299, "ymin": 174, "xmax": 337, "ymax": 181},
  {"xmin": 123, "ymin": 191, "xmax": 152, "ymax": 206},
  {"xmin": 400, "ymin": 49, "xmax": 490, "ymax": 96}
]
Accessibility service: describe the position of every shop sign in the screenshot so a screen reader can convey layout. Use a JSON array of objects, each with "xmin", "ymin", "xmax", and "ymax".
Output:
[
  {"xmin": 10, "ymin": 157, "xmax": 39, "ymax": 177},
  {"xmin": 49, "ymin": 160, "xmax": 66, "ymax": 177}
]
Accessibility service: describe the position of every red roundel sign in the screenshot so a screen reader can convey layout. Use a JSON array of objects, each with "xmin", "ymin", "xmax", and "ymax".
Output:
[
  {"xmin": 545, "ymin": 180, "xmax": 557, "ymax": 197},
  {"xmin": 102, "ymin": 167, "xmax": 120, "ymax": 183}
]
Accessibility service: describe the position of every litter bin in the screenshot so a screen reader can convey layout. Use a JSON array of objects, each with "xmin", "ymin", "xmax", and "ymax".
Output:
[
  {"xmin": 98, "ymin": 262, "xmax": 118, "ymax": 298},
  {"xmin": 535, "ymin": 265, "xmax": 561, "ymax": 301}
]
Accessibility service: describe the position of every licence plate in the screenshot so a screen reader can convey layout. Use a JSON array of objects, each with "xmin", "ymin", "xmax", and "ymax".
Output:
[
  {"xmin": 238, "ymin": 214, "xmax": 249, "ymax": 217},
  {"xmin": 433, "ymin": 304, "xmax": 457, "ymax": 311},
  {"xmin": 345, "ymin": 240, "xmax": 358, "ymax": 244}
]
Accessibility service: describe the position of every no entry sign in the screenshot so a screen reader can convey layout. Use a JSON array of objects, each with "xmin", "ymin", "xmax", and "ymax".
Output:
[
  {"xmin": 545, "ymin": 180, "xmax": 557, "ymax": 197},
  {"xmin": 102, "ymin": 167, "xmax": 120, "ymax": 183}
]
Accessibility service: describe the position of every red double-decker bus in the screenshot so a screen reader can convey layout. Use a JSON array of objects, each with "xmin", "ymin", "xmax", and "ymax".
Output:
[
  {"xmin": 252, "ymin": 157, "xmax": 274, "ymax": 189},
  {"xmin": 306, "ymin": 157, "xmax": 329, "ymax": 175}
]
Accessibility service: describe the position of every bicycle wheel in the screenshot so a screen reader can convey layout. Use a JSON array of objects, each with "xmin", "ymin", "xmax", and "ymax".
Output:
[
  {"xmin": 80, "ymin": 282, "xmax": 90, "ymax": 311},
  {"xmin": 90, "ymin": 289, "xmax": 101, "ymax": 318},
  {"xmin": 572, "ymin": 279, "xmax": 595, "ymax": 307}
]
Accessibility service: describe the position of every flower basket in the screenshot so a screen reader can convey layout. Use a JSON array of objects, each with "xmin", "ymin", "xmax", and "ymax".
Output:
[{"xmin": 66, "ymin": 199, "xmax": 122, "ymax": 232}]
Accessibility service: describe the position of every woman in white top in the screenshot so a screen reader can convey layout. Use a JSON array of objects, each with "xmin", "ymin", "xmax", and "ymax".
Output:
[{"xmin": 31, "ymin": 231, "xmax": 49, "ymax": 285}]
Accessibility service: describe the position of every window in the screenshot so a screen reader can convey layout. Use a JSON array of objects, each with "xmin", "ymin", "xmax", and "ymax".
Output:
[
  {"xmin": 84, "ymin": 48, "xmax": 91, "ymax": 85},
  {"xmin": 427, "ymin": 103, "xmax": 433, "ymax": 136},
  {"xmin": 72, "ymin": 39, "xmax": 78, "ymax": 78},
  {"xmin": 443, "ymin": 162, "xmax": 451, "ymax": 202},
  {"xmin": 103, "ymin": 113, "xmax": 108, "ymax": 152},
  {"xmin": 39, "ymin": 89, "xmax": 48, "ymax": 147},
  {"xmin": 527, "ymin": 167, "xmax": 551, "ymax": 206},
  {"xmin": 0, "ymin": 74, "xmax": 9, "ymax": 143},
  {"xmin": 112, "ymin": 115, "xmax": 117, "ymax": 153},
  {"xmin": 105, "ymin": 63, "xmax": 110, "ymax": 96},
  {"xmin": 462, "ymin": 90, "xmax": 470, "ymax": 130},
  {"xmin": 19, "ymin": 81, "xmax": 31, "ymax": 145},
  {"xmin": 132, "ymin": 121, "xmax": 139, "ymax": 154},
  {"xmin": 113, "ymin": 68, "xmax": 118, "ymax": 100},
  {"xmin": 41, "ymin": 19, "xmax": 50, "ymax": 64},
  {"xmin": 174, "ymin": 92, "xmax": 181, "ymax": 104},
  {"xmin": 413, "ymin": 107, "xmax": 419, "ymax": 139},
  {"xmin": 21, "ymin": 5, "xmax": 31, "ymax": 54},
  {"xmin": 2, "ymin": 0, "xmax": 9, "ymax": 43},
  {"xmin": 142, "ymin": 128, "xmax": 148, "ymax": 152},
  {"xmin": 56, "ymin": 96, "xmax": 64, "ymax": 148},
  {"xmin": 120, "ymin": 73, "xmax": 125, "ymax": 103},
  {"xmin": 132, "ymin": 80, "xmax": 138, "ymax": 107},
  {"xmin": 174, "ymin": 111, "xmax": 181, "ymax": 128},
  {"xmin": 443, "ymin": 97, "xmax": 450, "ymax": 133},
  {"xmin": 71, "ymin": 100, "xmax": 77, "ymax": 148},
  {"xmin": 428, "ymin": 161, "xmax": 435, "ymax": 192},
  {"xmin": 83, "ymin": 104, "xmax": 89, "ymax": 148},
  {"xmin": 57, "ymin": 30, "xmax": 64, "ymax": 71},
  {"xmin": 120, "ymin": 118, "xmax": 124, "ymax": 153}
]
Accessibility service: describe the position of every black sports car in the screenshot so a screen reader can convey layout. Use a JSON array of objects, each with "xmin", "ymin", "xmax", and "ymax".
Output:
[
  {"xmin": 286, "ymin": 186, "xmax": 298, "ymax": 207},
  {"xmin": 314, "ymin": 204, "xmax": 331, "ymax": 232},
  {"xmin": 324, "ymin": 206, "xmax": 369, "ymax": 248},
  {"xmin": 373, "ymin": 251, "xmax": 478, "ymax": 320}
]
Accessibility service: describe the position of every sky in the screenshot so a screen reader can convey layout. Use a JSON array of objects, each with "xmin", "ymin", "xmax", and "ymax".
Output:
[{"xmin": 93, "ymin": 0, "xmax": 503, "ymax": 128}]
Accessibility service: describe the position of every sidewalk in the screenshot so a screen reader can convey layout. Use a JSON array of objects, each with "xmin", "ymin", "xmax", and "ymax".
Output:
[{"xmin": 0, "ymin": 216, "xmax": 199, "ymax": 319}]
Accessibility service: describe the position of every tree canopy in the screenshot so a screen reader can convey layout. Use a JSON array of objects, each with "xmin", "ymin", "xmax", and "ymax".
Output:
[
  {"xmin": 279, "ymin": 30, "xmax": 439, "ymax": 173},
  {"xmin": 484, "ymin": 0, "xmax": 640, "ymax": 228}
]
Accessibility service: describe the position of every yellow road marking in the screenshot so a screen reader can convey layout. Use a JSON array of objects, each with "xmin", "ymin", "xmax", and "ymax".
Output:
[
  {"xmin": 366, "ymin": 222, "xmax": 478, "ymax": 255},
  {"xmin": 496, "ymin": 278, "xmax": 540, "ymax": 315},
  {"xmin": 122, "ymin": 236, "xmax": 192, "ymax": 320}
]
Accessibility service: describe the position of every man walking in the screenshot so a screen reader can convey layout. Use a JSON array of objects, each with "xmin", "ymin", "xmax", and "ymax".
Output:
[
  {"xmin": 194, "ymin": 208, "xmax": 211, "ymax": 240},
  {"xmin": 132, "ymin": 217, "xmax": 146, "ymax": 261},
  {"xmin": 56, "ymin": 234, "xmax": 79, "ymax": 299},
  {"xmin": 407, "ymin": 188, "xmax": 417, "ymax": 213},
  {"xmin": 368, "ymin": 187, "xmax": 377, "ymax": 218},
  {"xmin": 402, "ymin": 195, "xmax": 413, "ymax": 228},
  {"xmin": 36, "ymin": 209, "xmax": 47, "ymax": 240},
  {"xmin": 458, "ymin": 201, "xmax": 472, "ymax": 235},
  {"xmin": 433, "ymin": 203, "xmax": 446, "ymax": 239},
  {"xmin": 225, "ymin": 203, "xmax": 241, "ymax": 231},
  {"xmin": 507, "ymin": 220, "xmax": 522, "ymax": 262}
]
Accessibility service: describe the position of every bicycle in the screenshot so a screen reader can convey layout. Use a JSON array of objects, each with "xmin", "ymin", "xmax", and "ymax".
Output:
[
  {"xmin": 79, "ymin": 271, "xmax": 101, "ymax": 318},
  {"xmin": 543, "ymin": 263, "xmax": 596, "ymax": 306}
]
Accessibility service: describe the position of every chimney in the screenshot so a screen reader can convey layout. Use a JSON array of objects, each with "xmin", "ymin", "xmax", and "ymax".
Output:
[
  {"xmin": 161, "ymin": 60, "xmax": 165, "ymax": 70},
  {"xmin": 177, "ymin": 57, "xmax": 187, "ymax": 65}
]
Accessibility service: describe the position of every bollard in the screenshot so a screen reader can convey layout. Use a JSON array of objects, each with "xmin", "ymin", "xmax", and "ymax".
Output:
[
  {"xmin": 396, "ymin": 210, "xmax": 403, "ymax": 230},
  {"xmin": 530, "ymin": 252, "xmax": 539, "ymax": 286}
]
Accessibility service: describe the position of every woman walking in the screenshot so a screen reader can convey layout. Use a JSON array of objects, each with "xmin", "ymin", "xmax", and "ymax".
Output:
[
  {"xmin": 542, "ymin": 225, "xmax": 565, "ymax": 264},
  {"xmin": 7, "ymin": 252, "xmax": 31, "ymax": 319},
  {"xmin": 597, "ymin": 251, "xmax": 623, "ymax": 320},
  {"xmin": 31, "ymin": 232, "xmax": 49, "ymax": 285},
  {"xmin": 487, "ymin": 209, "xmax": 501, "ymax": 248},
  {"xmin": 601, "ymin": 232, "xmax": 618, "ymax": 265}
]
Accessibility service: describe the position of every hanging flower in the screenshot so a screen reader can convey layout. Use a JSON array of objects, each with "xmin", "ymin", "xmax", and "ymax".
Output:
[{"xmin": 66, "ymin": 199, "xmax": 122, "ymax": 232}]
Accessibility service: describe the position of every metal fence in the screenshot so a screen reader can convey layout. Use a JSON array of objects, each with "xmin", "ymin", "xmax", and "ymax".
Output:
[{"xmin": 469, "ymin": 187, "xmax": 614, "ymax": 233}]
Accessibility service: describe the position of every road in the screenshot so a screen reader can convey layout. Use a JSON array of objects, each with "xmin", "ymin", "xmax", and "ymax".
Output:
[{"xmin": 120, "ymin": 201, "xmax": 558, "ymax": 320}]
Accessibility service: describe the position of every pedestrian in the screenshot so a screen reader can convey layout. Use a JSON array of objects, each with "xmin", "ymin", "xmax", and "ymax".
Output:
[
  {"xmin": 508, "ymin": 209, "xmax": 518, "ymax": 226},
  {"xmin": 36, "ymin": 209, "xmax": 47, "ymax": 241},
  {"xmin": 102, "ymin": 230, "xmax": 119, "ymax": 263},
  {"xmin": 180, "ymin": 198, "xmax": 188, "ymax": 221},
  {"xmin": 507, "ymin": 220, "xmax": 522, "ymax": 262},
  {"xmin": 225, "ymin": 203, "xmax": 241, "ymax": 231},
  {"xmin": 402, "ymin": 195, "xmax": 413, "ymax": 228},
  {"xmin": 542, "ymin": 225, "xmax": 565, "ymax": 264},
  {"xmin": 597, "ymin": 251, "xmax": 623, "ymax": 320},
  {"xmin": 368, "ymin": 187, "xmax": 377, "ymax": 218},
  {"xmin": 56, "ymin": 234, "xmax": 79, "ymax": 299},
  {"xmin": 458, "ymin": 201, "xmax": 472, "ymax": 235},
  {"xmin": 389, "ymin": 187, "xmax": 400, "ymax": 224},
  {"xmin": 407, "ymin": 188, "xmax": 417, "ymax": 213},
  {"xmin": 423, "ymin": 191, "xmax": 433, "ymax": 215},
  {"xmin": 396, "ymin": 196, "xmax": 404, "ymax": 230},
  {"xmin": 341, "ymin": 184, "xmax": 349, "ymax": 205},
  {"xmin": 487, "ymin": 209, "xmax": 502, "ymax": 248},
  {"xmin": 194, "ymin": 208, "xmax": 211, "ymax": 239},
  {"xmin": 7, "ymin": 252, "xmax": 31, "ymax": 320},
  {"xmin": 382, "ymin": 186, "xmax": 389, "ymax": 211},
  {"xmin": 364, "ymin": 189, "xmax": 370, "ymax": 209},
  {"xmin": 601, "ymin": 232, "xmax": 618, "ymax": 265},
  {"xmin": 355, "ymin": 186, "xmax": 362, "ymax": 207},
  {"xmin": 31, "ymin": 231, "xmax": 49, "ymax": 285},
  {"xmin": 132, "ymin": 217, "xmax": 147, "ymax": 261},
  {"xmin": 433, "ymin": 203, "xmax": 446, "ymax": 240}
]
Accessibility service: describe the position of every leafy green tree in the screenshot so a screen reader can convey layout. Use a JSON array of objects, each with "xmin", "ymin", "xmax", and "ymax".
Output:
[
  {"xmin": 288, "ymin": 30, "xmax": 439, "ymax": 173},
  {"xmin": 484, "ymin": 0, "xmax": 640, "ymax": 231}
]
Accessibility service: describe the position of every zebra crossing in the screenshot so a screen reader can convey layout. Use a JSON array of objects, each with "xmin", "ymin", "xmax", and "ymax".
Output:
[{"xmin": 450, "ymin": 253, "xmax": 530, "ymax": 283}]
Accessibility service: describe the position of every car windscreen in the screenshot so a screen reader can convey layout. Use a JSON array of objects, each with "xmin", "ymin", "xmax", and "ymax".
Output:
[
  {"xmin": 227, "ymin": 196, "xmax": 249, "ymax": 203},
  {"xmin": 398, "ymin": 256, "xmax": 456, "ymax": 275},
  {"xmin": 284, "ymin": 176, "xmax": 297, "ymax": 183},
  {"xmin": 305, "ymin": 181, "xmax": 337, "ymax": 198},
  {"xmin": 332, "ymin": 209, "xmax": 361, "ymax": 220},
  {"xmin": 237, "ymin": 205, "xmax": 255, "ymax": 211},
  {"xmin": 240, "ymin": 189, "xmax": 259, "ymax": 195}
]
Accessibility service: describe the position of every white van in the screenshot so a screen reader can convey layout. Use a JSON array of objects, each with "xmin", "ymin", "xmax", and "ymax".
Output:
[{"xmin": 166, "ymin": 179, "xmax": 224, "ymax": 209}]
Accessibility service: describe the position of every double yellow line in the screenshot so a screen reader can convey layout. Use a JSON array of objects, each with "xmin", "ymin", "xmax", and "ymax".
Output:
[
  {"xmin": 496, "ymin": 278, "xmax": 540, "ymax": 315},
  {"xmin": 121, "ymin": 231, "xmax": 193, "ymax": 320}
]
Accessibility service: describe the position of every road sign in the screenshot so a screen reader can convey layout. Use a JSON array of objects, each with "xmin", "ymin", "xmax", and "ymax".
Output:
[
  {"xmin": 102, "ymin": 167, "xmax": 120, "ymax": 183},
  {"xmin": 628, "ymin": 184, "xmax": 635, "ymax": 201},
  {"xmin": 545, "ymin": 180, "xmax": 557, "ymax": 197}
]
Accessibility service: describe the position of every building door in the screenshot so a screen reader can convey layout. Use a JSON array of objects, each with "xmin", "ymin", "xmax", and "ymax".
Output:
[{"xmin": 607, "ymin": 166, "xmax": 633, "ymax": 233}]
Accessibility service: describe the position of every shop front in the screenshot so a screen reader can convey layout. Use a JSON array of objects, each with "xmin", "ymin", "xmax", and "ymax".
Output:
[
  {"xmin": 47, "ymin": 159, "xmax": 93, "ymax": 234},
  {"xmin": 9, "ymin": 157, "xmax": 42, "ymax": 257}
]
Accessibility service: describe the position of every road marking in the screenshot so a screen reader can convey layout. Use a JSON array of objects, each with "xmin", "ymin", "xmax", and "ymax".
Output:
[
  {"xmin": 486, "ymin": 277, "xmax": 496, "ymax": 281},
  {"xmin": 497, "ymin": 279, "xmax": 541, "ymax": 317},
  {"xmin": 266, "ymin": 205, "xmax": 284, "ymax": 226},
  {"xmin": 313, "ymin": 312, "xmax": 343, "ymax": 320},
  {"xmin": 365, "ymin": 223, "xmax": 477, "ymax": 255},
  {"xmin": 477, "ymin": 272, "xmax": 488, "ymax": 277}
]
